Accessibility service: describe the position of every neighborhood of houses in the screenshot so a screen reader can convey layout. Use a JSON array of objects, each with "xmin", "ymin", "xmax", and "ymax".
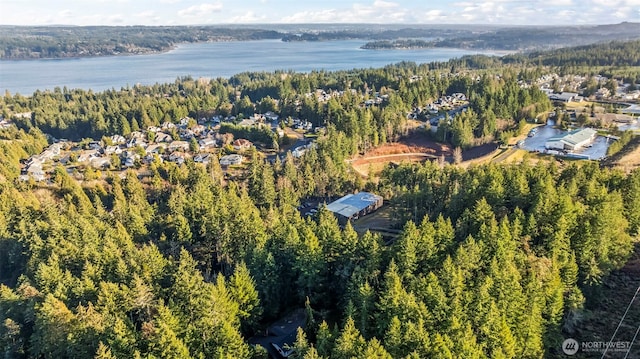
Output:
[
  {"xmin": 407, "ymin": 92, "xmax": 469, "ymax": 125},
  {"xmin": 16, "ymin": 111, "xmax": 320, "ymax": 183}
]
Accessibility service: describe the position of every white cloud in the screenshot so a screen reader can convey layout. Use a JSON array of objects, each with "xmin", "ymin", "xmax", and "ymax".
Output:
[
  {"xmin": 228, "ymin": 11, "xmax": 266, "ymax": 23},
  {"xmin": 373, "ymin": 0, "xmax": 399, "ymax": 8},
  {"xmin": 135, "ymin": 10, "xmax": 160, "ymax": 23},
  {"xmin": 425, "ymin": 9, "xmax": 448, "ymax": 21},
  {"xmin": 542, "ymin": 0, "xmax": 574, "ymax": 5},
  {"xmin": 592, "ymin": 0, "xmax": 640, "ymax": 6},
  {"xmin": 58, "ymin": 9, "xmax": 73, "ymax": 18},
  {"xmin": 281, "ymin": 9, "xmax": 339, "ymax": 23},
  {"xmin": 178, "ymin": 2, "xmax": 223, "ymax": 18},
  {"xmin": 281, "ymin": 1, "xmax": 411, "ymax": 23}
]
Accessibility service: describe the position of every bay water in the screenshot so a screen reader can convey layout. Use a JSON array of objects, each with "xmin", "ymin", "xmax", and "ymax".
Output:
[{"xmin": 0, "ymin": 39, "xmax": 505, "ymax": 95}]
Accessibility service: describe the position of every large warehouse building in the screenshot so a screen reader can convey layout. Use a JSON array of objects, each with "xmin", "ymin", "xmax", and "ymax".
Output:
[
  {"xmin": 545, "ymin": 128, "xmax": 597, "ymax": 151},
  {"xmin": 326, "ymin": 192, "xmax": 384, "ymax": 224}
]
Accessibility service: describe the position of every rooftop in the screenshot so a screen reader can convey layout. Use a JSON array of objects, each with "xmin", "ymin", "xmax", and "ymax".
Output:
[
  {"xmin": 326, "ymin": 192, "xmax": 383, "ymax": 218},
  {"xmin": 547, "ymin": 128, "xmax": 597, "ymax": 146}
]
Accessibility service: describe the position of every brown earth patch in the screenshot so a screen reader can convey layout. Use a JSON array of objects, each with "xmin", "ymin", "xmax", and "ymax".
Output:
[
  {"xmin": 350, "ymin": 132, "xmax": 500, "ymax": 177},
  {"xmin": 361, "ymin": 131, "xmax": 453, "ymax": 158}
]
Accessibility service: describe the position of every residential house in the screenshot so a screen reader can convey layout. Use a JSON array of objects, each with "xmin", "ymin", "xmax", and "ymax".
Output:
[
  {"xmin": 126, "ymin": 136, "xmax": 147, "ymax": 149},
  {"xmin": 90, "ymin": 157, "xmax": 111, "ymax": 170},
  {"xmin": 292, "ymin": 146, "xmax": 307, "ymax": 158},
  {"xmin": 192, "ymin": 125, "xmax": 206, "ymax": 136},
  {"xmin": 198, "ymin": 137, "xmax": 217, "ymax": 149},
  {"xmin": 238, "ymin": 118, "xmax": 258, "ymax": 127},
  {"xmin": 88, "ymin": 141, "xmax": 102, "ymax": 151},
  {"xmin": 179, "ymin": 129, "xmax": 195, "ymax": 140},
  {"xmin": 110, "ymin": 135, "xmax": 126, "ymax": 145},
  {"xmin": 20, "ymin": 165, "xmax": 46, "ymax": 182},
  {"xmin": 232, "ymin": 139, "xmax": 253, "ymax": 151},
  {"xmin": 169, "ymin": 152, "xmax": 186, "ymax": 164},
  {"xmin": 264, "ymin": 111, "xmax": 279, "ymax": 122},
  {"xmin": 220, "ymin": 154, "xmax": 243, "ymax": 166},
  {"xmin": 595, "ymin": 88, "xmax": 611, "ymax": 99},
  {"xmin": 295, "ymin": 120, "xmax": 313, "ymax": 131},
  {"xmin": 145, "ymin": 144, "xmax": 167, "ymax": 155},
  {"xmin": 104, "ymin": 145, "xmax": 123, "ymax": 155},
  {"xmin": 194, "ymin": 153, "xmax": 212, "ymax": 164},
  {"xmin": 130, "ymin": 131, "xmax": 145, "ymax": 139},
  {"xmin": 142, "ymin": 154, "xmax": 162, "ymax": 165},
  {"xmin": 77, "ymin": 150, "xmax": 100, "ymax": 163},
  {"xmin": 179, "ymin": 117, "xmax": 191, "ymax": 128},
  {"xmin": 155, "ymin": 132, "xmax": 173, "ymax": 143},
  {"xmin": 161, "ymin": 121, "xmax": 176, "ymax": 130},
  {"xmin": 122, "ymin": 152, "xmax": 140, "ymax": 168},
  {"xmin": 168, "ymin": 141, "xmax": 190, "ymax": 152}
]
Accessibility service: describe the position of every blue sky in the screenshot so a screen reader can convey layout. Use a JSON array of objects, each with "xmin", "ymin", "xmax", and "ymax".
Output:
[{"xmin": 1, "ymin": 0, "xmax": 639, "ymax": 26}]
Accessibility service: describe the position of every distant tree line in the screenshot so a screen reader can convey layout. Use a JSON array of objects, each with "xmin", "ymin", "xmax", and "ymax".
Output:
[
  {"xmin": 2, "ymin": 22, "xmax": 640, "ymax": 59},
  {"xmin": 0, "ymin": 26, "xmax": 282, "ymax": 59}
]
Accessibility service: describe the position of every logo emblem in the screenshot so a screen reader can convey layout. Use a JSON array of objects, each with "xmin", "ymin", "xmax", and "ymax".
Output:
[{"xmin": 562, "ymin": 338, "xmax": 579, "ymax": 355}]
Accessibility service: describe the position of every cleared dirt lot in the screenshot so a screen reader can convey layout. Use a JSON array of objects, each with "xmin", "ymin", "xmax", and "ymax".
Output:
[
  {"xmin": 350, "ymin": 132, "xmax": 451, "ymax": 177},
  {"xmin": 350, "ymin": 131, "xmax": 499, "ymax": 177}
]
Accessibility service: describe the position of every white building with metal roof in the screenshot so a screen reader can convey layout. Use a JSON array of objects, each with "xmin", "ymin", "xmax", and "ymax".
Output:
[
  {"xmin": 326, "ymin": 192, "xmax": 383, "ymax": 224},
  {"xmin": 545, "ymin": 128, "xmax": 597, "ymax": 151}
]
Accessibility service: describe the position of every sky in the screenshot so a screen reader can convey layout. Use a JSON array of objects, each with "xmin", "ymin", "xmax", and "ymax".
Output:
[{"xmin": 0, "ymin": 0, "xmax": 639, "ymax": 26}]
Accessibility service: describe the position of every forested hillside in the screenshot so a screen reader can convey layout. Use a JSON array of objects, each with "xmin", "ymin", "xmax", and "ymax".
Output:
[
  {"xmin": 0, "ymin": 26, "xmax": 282, "ymax": 59},
  {"xmin": 505, "ymin": 40, "xmax": 640, "ymax": 67},
  {"xmin": 0, "ymin": 136, "xmax": 638, "ymax": 357}
]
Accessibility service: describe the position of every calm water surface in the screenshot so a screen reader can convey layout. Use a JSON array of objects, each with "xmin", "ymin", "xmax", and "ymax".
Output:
[{"xmin": 0, "ymin": 40, "xmax": 505, "ymax": 95}]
